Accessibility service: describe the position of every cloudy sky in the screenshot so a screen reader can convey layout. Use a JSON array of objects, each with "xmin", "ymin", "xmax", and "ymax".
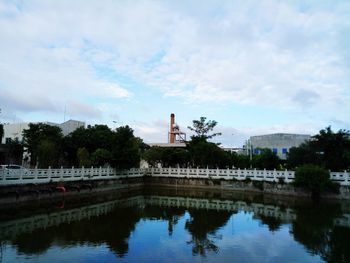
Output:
[{"xmin": 0, "ymin": 0, "xmax": 349, "ymax": 147}]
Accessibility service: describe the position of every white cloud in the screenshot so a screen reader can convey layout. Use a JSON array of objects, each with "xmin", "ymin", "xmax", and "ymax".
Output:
[
  {"xmin": 0, "ymin": 0, "xmax": 349, "ymax": 134},
  {"xmin": 102, "ymin": 85, "xmax": 133, "ymax": 99}
]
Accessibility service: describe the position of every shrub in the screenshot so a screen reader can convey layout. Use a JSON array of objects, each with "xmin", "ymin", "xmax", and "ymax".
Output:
[{"xmin": 294, "ymin": 164, "xmax": 331, "ymax": 196}]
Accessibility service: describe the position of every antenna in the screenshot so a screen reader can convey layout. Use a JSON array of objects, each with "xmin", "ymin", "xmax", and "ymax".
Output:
[{"xmin": 63, "ymin": 104, "xmax": 66, "ymax": 122}]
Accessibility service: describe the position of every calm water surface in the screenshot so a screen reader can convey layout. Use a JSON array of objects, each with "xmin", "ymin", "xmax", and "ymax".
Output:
[{"xmin": 0, "ymin": 189, "xmax": 349, "ymax": 263}]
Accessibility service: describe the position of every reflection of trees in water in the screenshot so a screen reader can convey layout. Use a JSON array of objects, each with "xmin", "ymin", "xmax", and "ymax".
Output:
[
  {"xmin": 185, "ymin": 209, "xmax": 233, "ymax": 256},
  {"xmin": 257, "ymin": 215, "xmax": 283, "ymax": 232},
  {"xmin": 6, "ymin": 196, "xmax": 350, "ymax": 263},
  {"xmin": 142, "ymin": 206, "xmax": 186, "ymax": 236},
  {"xmin": 12, "ymin": 206, "xmax": 142, "ymax": 257},
  {"xmin": 291, "ymin": 202, "xmax": 350, "ymax": 263}
]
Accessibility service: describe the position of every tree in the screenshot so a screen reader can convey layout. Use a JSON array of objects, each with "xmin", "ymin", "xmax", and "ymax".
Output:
[
  {"xmin": 22, "ymin": 123, "xmax": 63, "ymax": 167},
  {"xmin": 188, "ymin": 117, "xmax": 222, "ymax": 140},
  {"xmin": 287, "ymin": 143, "xmax": 320, "ymax": 169},
  {"xmin": 143, "ymin": 147, "xmax": 164, "ymax": 167},
  {"xmin": 144, "ymin": 147, "xmax": 190, "ymax": 167},
  {"xmin": 91, "ymin": 148, "xmax": 112, "ymax": 167},
  {"xmin": 37, "ymin": 139, "xmax": 59, "ymax": 168},
  {"xmin": 294, "ymin": 164, "xmax": 334, "ymax": 197},
  {"xmin": 287, "ymin": 127, "xmax": 350, "ymax": 171},
  {"xmin": 231, "ymin": 152, "xmax": 250, "ymax": 169},
  {"xmin": 63, "ymin": 125, "xmax": 114, "ymax": 166},
  {"xmin": 77, "ymin": 147, "xmax": 92, "ymax": 167},
  {"xmin": 252, "ymin": 148, "xmax": 280, "ymax": 170},
  {"xmin": 188, "ymin": 136, "xmax": 231, "ymax": 168},
  {"xmin": 0, "ymin": 123, "xmax": 3, "ymax": 142},
  {"xmin": 110, "ymin": 126, "xmax": 141, "ymax": 169}
]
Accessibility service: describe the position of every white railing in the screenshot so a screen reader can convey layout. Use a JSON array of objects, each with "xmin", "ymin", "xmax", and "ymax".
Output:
[
  {"xmin": 0, "ymin": 167, "xmax": 349, "ymax": 186},
  {"xmin": 147, "ymin": 167, "xmax": 350, "ymax": 186},
  {"xmin": 0, "ymin": 166, "xmax": 144, "ymax": 185}
]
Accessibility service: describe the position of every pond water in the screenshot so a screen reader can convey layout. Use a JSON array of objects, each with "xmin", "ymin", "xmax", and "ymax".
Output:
[{"xmin": 0, "ymin": 188, "xmax": 349, "ymax": 263}]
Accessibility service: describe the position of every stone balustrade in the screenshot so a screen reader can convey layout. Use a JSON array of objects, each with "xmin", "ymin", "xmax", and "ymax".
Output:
[{"xmin": 0, "ymin": 166, "xmax": 349, "ymax": 186}]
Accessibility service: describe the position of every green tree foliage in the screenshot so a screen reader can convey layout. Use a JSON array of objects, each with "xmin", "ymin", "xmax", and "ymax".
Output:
[
  {"xmin": 287, "ymin": 127, "xmax": 350, "ymax": 171},
  {"xmin": 22, "ymin": 123, "xmax": 63, "ymax": 167},
  {"xmin": 252, "ymin": 148, "xmax": 280, "ymax": 169},
  {"xmin": 144, "ymin": 147, "xmax": 164, "ymax": 167},
  {"xmin": 287, "ymin": 143, "xmax": 320, "ymax": 169},
  {"xmin": 1, "ymin": 139, "xmax": 23, "ymax": 164},
  {"xmin": 187, "ymin": 117, "xmax": 222, "ymax": 140},
  {"xmin": 144, "ymin": 147, "xmax": 190, "ymax": 167},
  {"xmin": 0, "ymin": 123, "xmax": 4, "ymax": 141},
  {"xmin": 188, "ymin": 136, "xmax": 231, "ymax": 168},
  {"xmin": 63, "ymin": 125, "xmax": 114, "ymax": 166},
  {"xmin": 37, "ymin": 139, "xmax": 59, "ymax": 168},
  {"xmin": 294, "ymin": 164, "xmax": 334, "ymax": 196},
  {"xmin": 110, "ymin": 126, "xmax": 141, "ymax": 169},
  {"xmin": 91, "ymin": 148, "xmax": 112, "ymax": 167},
  {"xmin": 231, "ymin": 152, "xmax": 250, "ymax": 169},
  {"xmin": 77, "ymin": 147, "xmax": 92, "ymax": 167}
]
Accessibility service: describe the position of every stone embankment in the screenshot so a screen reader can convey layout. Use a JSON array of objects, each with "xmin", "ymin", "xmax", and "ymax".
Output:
[{"xmin": 1, "ymin": 167, "xmax": 350, "ymax": 204}]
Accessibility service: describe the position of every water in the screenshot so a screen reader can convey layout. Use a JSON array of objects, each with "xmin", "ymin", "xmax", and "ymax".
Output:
[{"xmin": 0, "ymin": 188, "xmax": 349, "ymax": 263}]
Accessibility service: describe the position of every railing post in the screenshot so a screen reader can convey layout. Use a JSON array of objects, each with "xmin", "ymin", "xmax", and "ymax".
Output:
[
  {"xmin": 344, "ymin": 170, "xmax": 349, "ymax": 186},
  {"xmin": 60, "ymin": 166, "xmax": 63, "ymax": 181},
  {"xmin": 91, "ymin": 166, "xmax": 94, "ymax": 179},
  {"xmin": 284, "ymin": 169, "xmax": 288, "ymax": 182},
  {"xmin": 187, "ymin": 167, "xmax": 190, "ymax": 177},
  {"xmin": 99, "ymin": 166, "xmax": 102, "ymax": 178},
  {"xmin": 169, "ymin": 166, "xmax": 171, "ymax": 177},
  {"xmin": 71, "ymin": 166, "xmax": 74, "ymax": 180},
  {"xmin": 253, "ymin": 168, "xmax": 257, "ymax": 180},
  {"xmin": 206, "ymin": 166, "xmax": 209, "ymax": 178},
  {"xmin": 2, "ymin": 169, "xmax": 6, "ymax": 182},
  {"xmin": 34, "ymin": 165, "xmax": 38, "ymax": 182},
  {"xmin": 197, "ymin": 167, "xmax": 199, "ymax": 177},
  {"xmin": 48, "ymin": 166, "xmax": 51, "ymax": 181},
  {"xmin": 82, "ymin": 166, "xmax": 85, "ymax": 179},
  {"xmin": 107, "ymin": 166, "xmax": 110, "ymax": 178}
]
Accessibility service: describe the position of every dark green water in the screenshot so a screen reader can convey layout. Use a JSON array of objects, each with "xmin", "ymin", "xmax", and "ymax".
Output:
[{"xmin": 0, "ymin": 188, "xmax": 349, "ymax": 263}]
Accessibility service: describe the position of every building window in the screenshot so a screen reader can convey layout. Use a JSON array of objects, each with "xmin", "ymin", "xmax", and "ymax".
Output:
[
  {"xmin": 282, "ymin": 148, "xmax": 288, "ymax": 154},
  {"xmin": 272, "ymin": 148, "xmax": 278, "ymax": 154}
]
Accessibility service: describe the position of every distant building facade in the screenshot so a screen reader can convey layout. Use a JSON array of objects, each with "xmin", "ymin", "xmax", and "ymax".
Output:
[
  {"xmin": 247, "ymin": 133, "xmax": 311, "ymax": 160},
  {"xmin": 1, "ymin": 120, "xmax": 85, "ymax": 144}
]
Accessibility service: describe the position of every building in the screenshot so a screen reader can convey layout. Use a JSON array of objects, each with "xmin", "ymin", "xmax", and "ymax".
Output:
[
  {"xmin": 1, "ymin": 120, "xmax": 85, "ymax": 144},
  {"xmin": 147, "ymin": 113, "xmax": 187, "ymax": 149},
  {"xmin": 247, "ymin": 133, "xmax": 311, "ymax": 160}
]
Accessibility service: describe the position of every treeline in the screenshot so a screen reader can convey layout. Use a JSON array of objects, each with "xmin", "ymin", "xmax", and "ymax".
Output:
[
  {"xmin": 144, "ymin": 117, "xmax": 280, "ymax": 169},
  {"xmin": 143, "ymin": 138, "xmax": 280, "ymax": 169},
  {"xmin": 22, "ymin": 123, "xmax": 146, "ymax": 169},
  {"xmin": 144, "ymin": 125, "xmax": 350, "ymax": 172},
  {"xmin": 287, "ymin": 127, "xmax": 350, "ymax": 171},
  {"xmin": 3, "ymin": 117, "xmax": 350, "ymax": 172}
]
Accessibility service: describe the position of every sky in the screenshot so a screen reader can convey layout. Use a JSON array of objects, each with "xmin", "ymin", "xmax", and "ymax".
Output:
[{"xmin": 0, "ymin": 0, "xmax": 349, "ymax": 147}]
